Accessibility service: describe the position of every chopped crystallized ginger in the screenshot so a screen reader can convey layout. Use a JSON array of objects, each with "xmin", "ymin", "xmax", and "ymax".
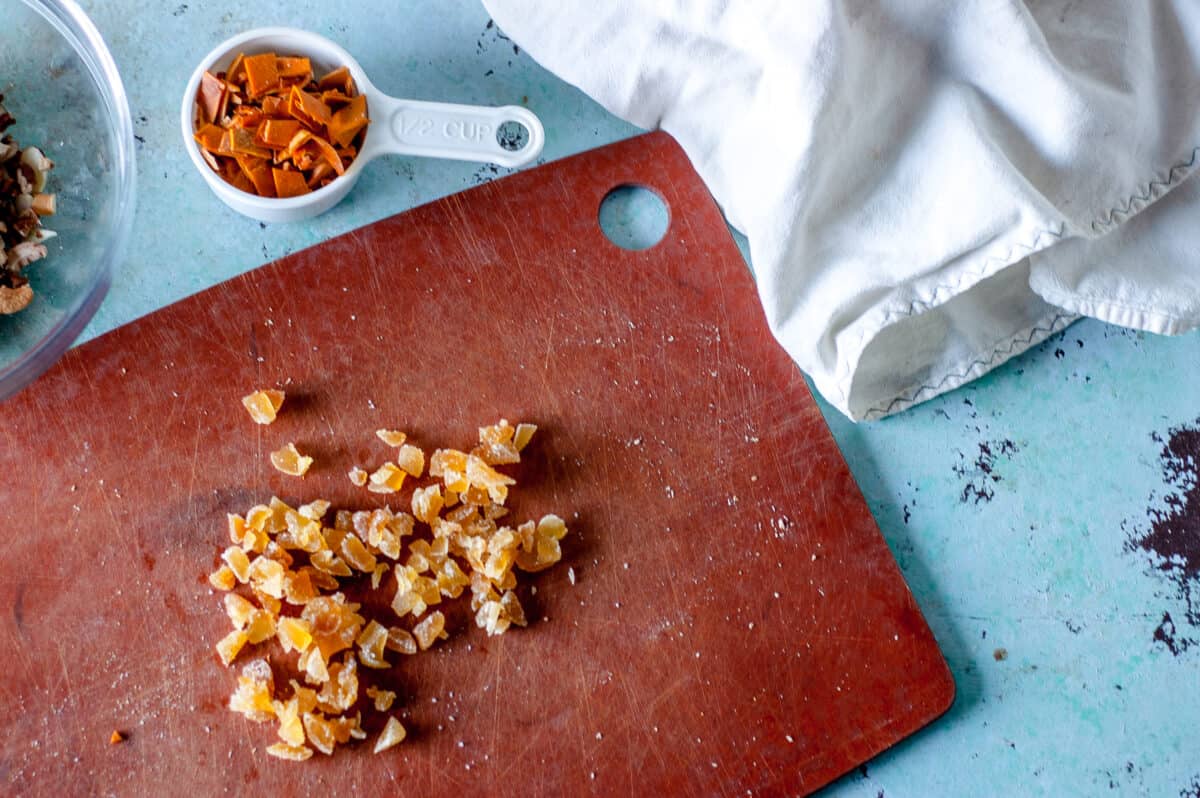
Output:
[
  {"xmin": 290, "ymin": 681, "xmax": 318, "ymax": 714},
  {"xmin": 247, "ymin": 555, "xmax": 286, "ymax": 599},
  {"xmin": 411, "ymin": 484, "xmax": 444, "ymax": 524},
  {"xmin": 375, "ymin": 429, "xmax": 406, "ymax": 447},
  {"xmin": 348, "ymin": 466, "xmax": 368, "ymax": 486},
  {"xmin": 365, "ymin": 685, "xmax": 396, "ymax": 712},
  {"xmin": 224, "ymin": 593, "xmax": 256, "ymax": 629},
  {"xmin": 392, "ymin": 565, "xmax": 440, "ymax": 618},
  {"xmin": 317, "ymin": 655, "xmax": 359, "ymax": 713},
  {"xmin": 245, "ymin": 504, "xmax": 273, "ymax": 531},
  {"xmin": 475, "ymin": 589, "xmax": 529, "ymax": 636},
  {"xmin": 303, "ymin": 712, "xmax": 337, "ymax": 755},
  {"xmin": 513, "ymin": 423, "xmax": 537, "ymax": 451},
  {"xmin": 475, "ymin": 600, "xmax": 507, "ymax": 636},
  {"xmin": 356, "ymin": 620, "xmax": 390, "ymax": 669},
  {"xmin": 228, "ymin": 513, "xmax": 247, "ymax": 545},
  {"xmin": 242, "ymin": 389, "xmax": 285, "ymax": 424},
  {"xmin": 479, "ymin": 419, "xmax": 515, "ymax": 446},
  {"xmin": 395, "ymin": 444, "xmax": 425, "ymax": 477},
  {"xmin": 500, "ymin": 589, "xmax": 527, "ymax": 626},
  {"xmin": 270, "ymin": 443, "xmax": 313, "ymax": 477},
  {"xmin": 437, "ymin": 558, "xmax": 471, "ymax": 599},
  {"xmin": 465, "ymin": 455, "xmax": 516, "ymax": 504},
  {"xmin": 254, "ymin": 590, "xmax": 283, "ymax": 618},
  {"xmin": 208, "ymin": 565, "xmax": 236, "ymax": 591},
  {"xmin": 373, "ymin": 717, "xmax": 406, "ymax": 753},
  {"xmin": 277, "ymin": 617, "xmax": 314, "ymax": 653},
  {"xmin": 367, "ymin": 462, "xmax": 405, "ymax": 494},
  {"xmin": 283, "ymin": 569, "xmax": 320, "ymax": 605},
  {"xmin": 303, "ymin": 566, "xmax": 340, "ymax": 592},
  {"xmin": 429, "ymin": 449, "xmax": 468, "ymax": 493},
  {"xmin": 228, "ymin": 659, "xmax": 275, "ymax": 714},
  {"xmin": 221, "ymin": 546, "xmax": 251, "ymax": 582},
  {"xmin": 303, "ymin": 594, "xmax": 365, "ymax": 661},
  {"xmin": 216, "ymin": 629, "xmax": 249, "ymax": 666},
  {"xmin": 514, "ymin": 514, "xmax": 567, "ymax": 573},
  {"xmin": 299, "ymin": 499, "xmax": 330, "ymax": 520},
  {"xmin": 339, "ymin": 533, "xmax": 377, "ymax": 572},
  {"xmin": 266, "ymin": 743, "xmax": 313, "ymax": 761},
  {"xmin": 245, "ymin": 610, "xmax": 277, "ymax": 644},
  {"xmin": 214, "ymin": 419, "xmax": 566, "ymax": 762},
  {"xmin": 299, "ymin": 646, "xmax": 329, "ymax": 685},
  {"xmin": 110, "ymin": 730, "xmax": 126, "ymax": 744},
  {"xmin": 311, "ymin": 549, "xmax": 352, "ymax": 577},
  {"xmin": 474, "ymin": 420, "xmax": 524, "ymax": 465},
  {"xmin": 274, "ymin": 696, "xmax": 306, "ymax": 746},
  {"xmin": 334, "ymin": 711, "xmax": 367, "ymax": 741},
  {"xmin": 385, "ymin": 626, "xmax": 418, "ymax": 655},
  {"xmin": 412, "ymin": 611, "xmax": 446, "ymax": 651}
]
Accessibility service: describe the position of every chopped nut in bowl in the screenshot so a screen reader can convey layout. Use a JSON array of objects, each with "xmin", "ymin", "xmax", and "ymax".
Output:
[
  {"xmin": 0, "ymin": 0, "xmax": 136, "ymax": 401},
  {"xmin": 1, "ymin": 103, "xmax": 59, "ymax": 316}
]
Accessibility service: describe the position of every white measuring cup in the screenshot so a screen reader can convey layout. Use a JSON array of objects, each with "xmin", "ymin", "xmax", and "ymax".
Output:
[{"xmin": 180, "ymin": 27, "xmax": 545, "ymax": 223}]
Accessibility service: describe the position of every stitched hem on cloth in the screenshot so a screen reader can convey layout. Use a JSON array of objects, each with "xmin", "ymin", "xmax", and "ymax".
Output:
[
  {"xmin": 858, "ymin": 310, "xmax": 1078, "ymax": 421},
  {"xmin": 833, "ymin": 142, "xmax": 1200, "ymax": 421},
  {"xmin": 833, "ymin": 222, "xmax": 1068, "ymax": 407},
  {"xmin": 1032, "ymin": 284, "xmax": 1199, "ymax": 337},
  {"xmin": 1091, "ymin": 146, "xmax": 1200, "ymax": 234}
]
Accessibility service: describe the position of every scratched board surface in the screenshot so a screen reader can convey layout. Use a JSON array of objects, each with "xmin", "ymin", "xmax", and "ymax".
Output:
[{"xmin": 0, "ymin": 132, "xmax": 952, "ymax": 796}]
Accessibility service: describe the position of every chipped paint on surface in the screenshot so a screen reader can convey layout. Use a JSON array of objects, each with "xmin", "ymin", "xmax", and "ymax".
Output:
[
  {"xmin": 1127, "ymin": 419, "xmax": 1200, "ymax": 652},
  {"xmin": 952, "ymin": 439, "xmax": 1019, "ymax": 504}
]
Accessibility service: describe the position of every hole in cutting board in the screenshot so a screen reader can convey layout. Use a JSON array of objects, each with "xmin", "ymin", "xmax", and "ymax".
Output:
[
  {"xmin": 496, "ymin": 120, "xmax": 530, "ymax": 152},
  {"xmin": 598, "ymin": 185, "xmax": 669, "ymax": 251}
]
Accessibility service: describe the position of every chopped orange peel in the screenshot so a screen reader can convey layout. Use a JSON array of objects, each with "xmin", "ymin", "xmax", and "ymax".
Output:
[
  {"xmin": 272, "ymin": 168, "xmax": 310, "ymax": 198},
  {"xmin": 242, "ymin": 53, "xmax": 281, "ymax": 99},
  {"xmin": 194, "ymin": 52, "xmax": 369, "ymax": 198}
]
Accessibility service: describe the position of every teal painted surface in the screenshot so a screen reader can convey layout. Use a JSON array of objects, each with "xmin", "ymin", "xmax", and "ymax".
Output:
[
  {"xmin": 598, "ymin": 185, "xmax": 670, "ymax": 251},
  {"xmin": 72, "ymin": 1, "xmax": 1200, "ymax": 794}
]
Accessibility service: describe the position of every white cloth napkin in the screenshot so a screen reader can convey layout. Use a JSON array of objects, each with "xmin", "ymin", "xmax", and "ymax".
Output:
[{"xmin": 484, "ymin": 0, "xmax": 1200, "ymax": 420}]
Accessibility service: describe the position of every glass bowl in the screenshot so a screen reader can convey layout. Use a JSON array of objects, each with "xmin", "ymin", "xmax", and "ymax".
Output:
[{"xmin": 0, "ymin": 0, "xmax": 135, "ymax": 401}]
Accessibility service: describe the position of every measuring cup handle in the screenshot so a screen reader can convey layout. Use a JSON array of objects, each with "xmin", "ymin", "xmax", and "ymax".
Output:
[{"xmin": 364, "ymin": 95, "xmax": 545, "ymax": 168}]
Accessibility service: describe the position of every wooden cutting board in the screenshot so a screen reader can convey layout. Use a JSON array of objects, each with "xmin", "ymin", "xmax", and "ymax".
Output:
[{"xmin": 0, "ymin": 132, "xmax": 952, "ymax": 796}]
